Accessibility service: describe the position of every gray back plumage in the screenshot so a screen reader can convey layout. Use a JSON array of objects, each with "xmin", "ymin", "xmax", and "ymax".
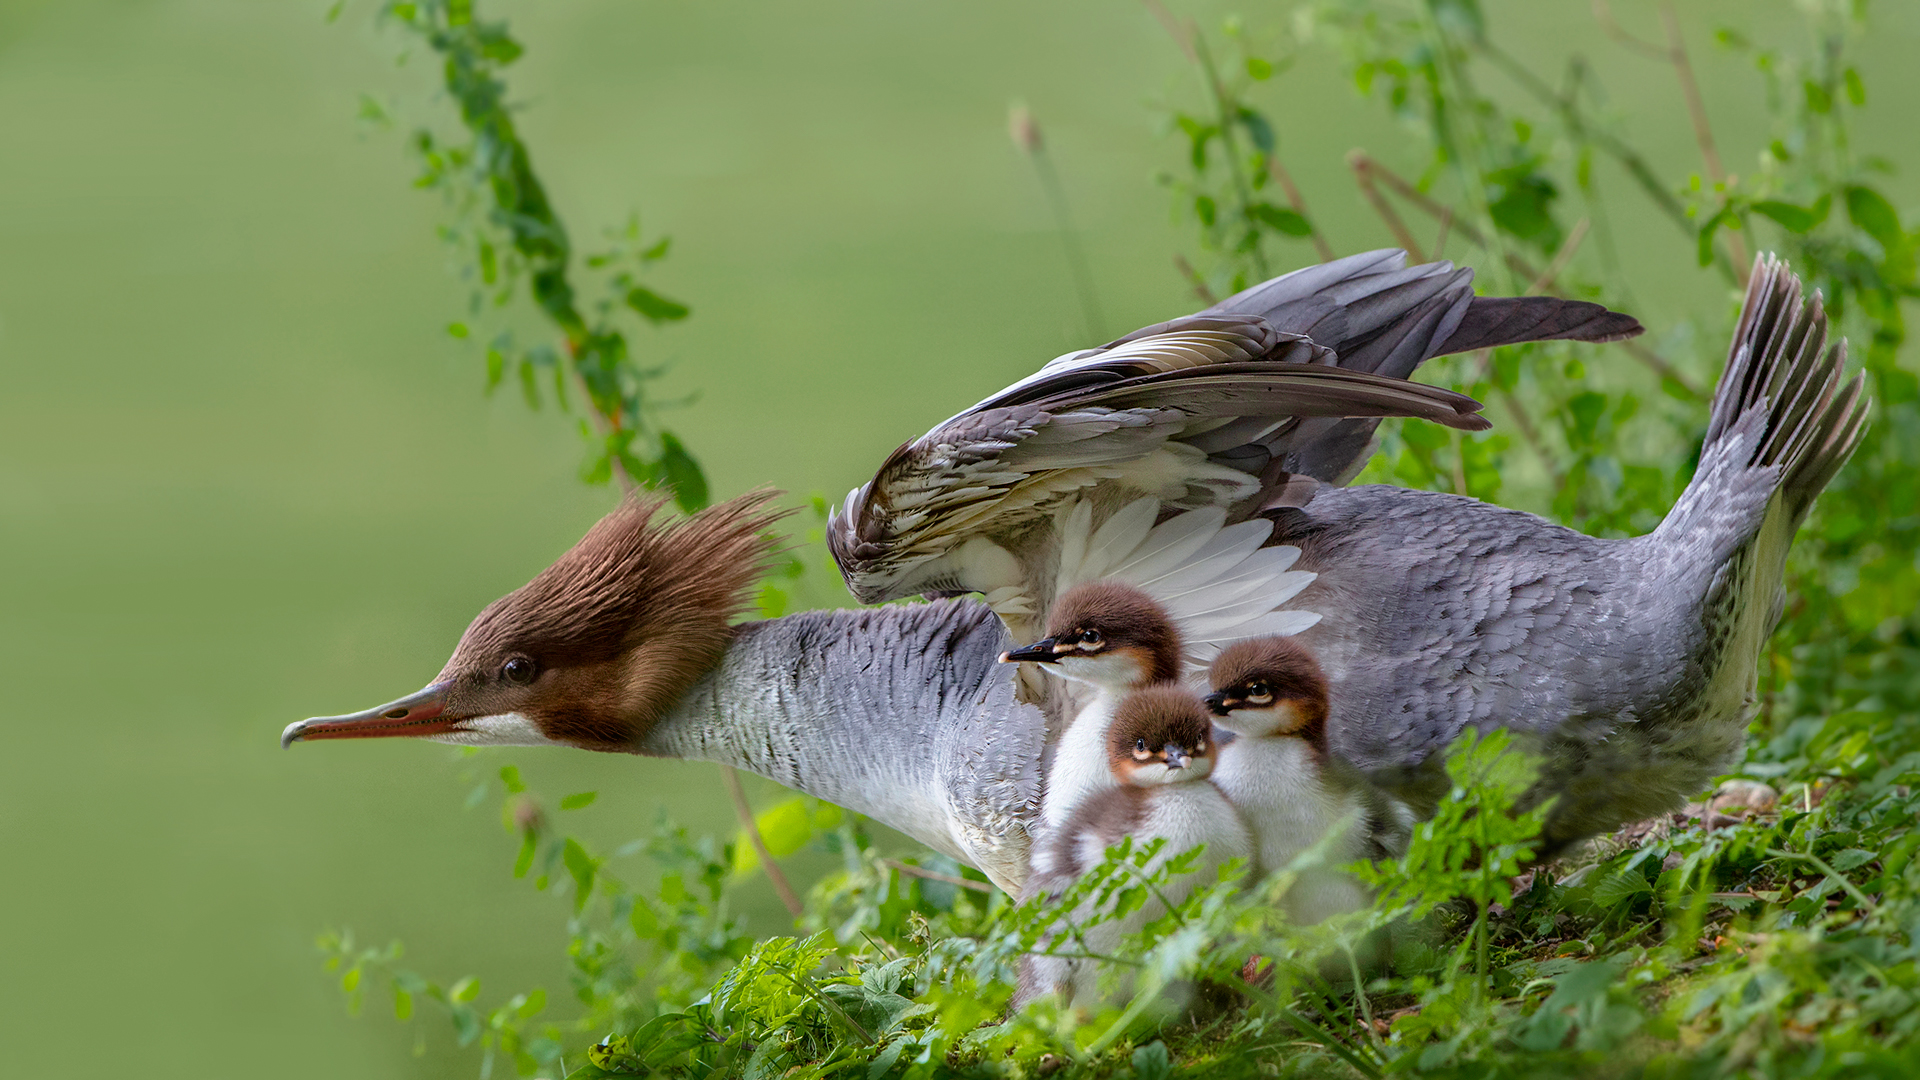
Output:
[{"xmin": 1275, "ymin": 254, "xmax": 1868, "ymax": 851}]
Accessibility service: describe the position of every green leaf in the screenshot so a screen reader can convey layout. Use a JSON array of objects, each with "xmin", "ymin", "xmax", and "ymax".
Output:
[
  {"xmin": 625, "ymin": 285, "xmax": 690, "ymax": 324},
  {"xmin": 1194, "ymin": 194, "xmax": 1217, "ymax": 227},
  {"xmin": 499, "ymin": 765, "xmax": 525, "ymax": 794},
  {"xmin": 1804, "ymin": 78, "xmax": 1832, "ymax": 114},
  {"xmin": 1830, "ymin": 848, "xmax": 1877, "ymax": 872},
  {"xmin": 1844, "ymin": 66, "xmax": 1866, "ymax": 106},
  {"xmin": 393, "ymin": 984, "xmax": 412, "ymax": 1020},
  {"xmin": 559, "ymin": 791, "xmax": 598, "ymax": 811},
  {"xmin": 563, "ymin": 838, "xmax": 598, "ymax": 910},
  {"xmin": 1246, "ymin": 56, "xmax": 1273, "ymax": 80},
  {"xmin": 1697, "ymin": 206, "xmax": 1735, "ymax": 267},
  {"xmin": 660, "ymin": 432, "xmax": 707, "ymax": 511},
  {"xmin": 1589, "ymin": 867, "xmax": 1653, "ymax": 907},
  {"xmin": 450, "ymin": 976, "xmax": 480, "ymax": 1003},
  {"xmin": 1847, "ymin": 185, "xmax": 1904, "ymax": 251},
  {"xmin": 1237, "ymin": 106, "xmax": 1275, "ymax": 153},
  {"xmin": 512, "ymin": 830, "xmax": 536, "ymax": 878},
  {"xmin": 1132, "ymin": 1041, "xmax": 1173, "ymax": 1080},
  {"xmin": 1249, "ymin": 202, "xmax": 1312, "ymax": 236},
  {"xmin": 1751, "ymin": 195, "xmax": 1831, "ymax": 234}
]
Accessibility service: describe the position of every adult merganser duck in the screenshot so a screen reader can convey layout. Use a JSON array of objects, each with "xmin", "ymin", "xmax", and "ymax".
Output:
[
  {"xmin": 1204, "ymin": 636, "xmax": 1405, "ymax": 924},
  {"xmin": 284, "ymin": 251, "xmax": 1865, "ymax": 891},
  {"xmin": 1015, "ymin": 685, "xmax": 1251, "ymax": 1008}
]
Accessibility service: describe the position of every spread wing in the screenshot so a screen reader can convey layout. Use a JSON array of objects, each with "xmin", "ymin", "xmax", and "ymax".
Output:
[{"xmin": 828, "ymin": 250, "xmax": 1642, "ymax": 644}]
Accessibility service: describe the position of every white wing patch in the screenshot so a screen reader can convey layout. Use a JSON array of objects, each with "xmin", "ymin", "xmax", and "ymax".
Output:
[{"xmin": 1053, "ymin": 496, "xmax": 1321, "ymax": 674}]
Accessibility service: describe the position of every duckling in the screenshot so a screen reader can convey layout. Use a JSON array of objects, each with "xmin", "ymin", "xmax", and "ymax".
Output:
[
  {"xmin": 1000, "ymin": 581, "xmax": 1183, "ymax": 830},
  {"xmin": 1204, "ymin": 636, "xmax": 1408, "ymax": 925},
  {"xmin": 1016, "ymin": 685, "xmax": 1252, "ymax": 1008}
]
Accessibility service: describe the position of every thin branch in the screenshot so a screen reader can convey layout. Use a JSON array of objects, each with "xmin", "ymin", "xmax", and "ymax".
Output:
[
  {"xmin": 1267, "ymin": 155, "xmax": 1337, "ymax": 263},
  {"xmin": 1433, "ymin": 203, "xmax": 1455, "ymax": 258},
  {"xmin": 1621, "ymin": 339, "xmax": 1708, "ymax": 400},
  {"xmin": 1527, "ymin": 217, "xmax": 1591, "ymax": 295},
  {"xmin": 1658, "ymin": 0, "xmax": 1748, "ymax": 280},
  {"xmin": 1195, "ymin": 34, "xmax": 1269, "ymax": 279},
  {"xmin": 1024, "ymin": 138, "xmax": 1106, "ymax": 343},
  {"xmin": 1138, "ymin": 0, "xmax": 1196, "ymax": 63},
  {"xmin": 1348, "ymin": 151, "xmax": 1426, "ymax": 262},
  {"xmin": 720, "ymin": 765, "xmax": 804, "ymax": 918},
  {"xmin": 1345, "ymin": 153, "xmax": 1710, "ymax": 400},
  {"xmin": 1590, "ymin": 0, "xmax": 1668, "ymax": 59},
  {"xmin": 881, "ymin": 859, "xmax": 995, "ymax": 894},
  {"xmin": 1173, "ymin": 253, "xmax": 1220, "ymax": 305}
]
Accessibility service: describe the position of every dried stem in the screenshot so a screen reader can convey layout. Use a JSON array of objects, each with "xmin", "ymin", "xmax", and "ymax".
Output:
[
  {"xmin": 720, "ymin": 765, "xmax": 805, "ymax": 918},
  {"xmin": 1433, "ymin": 203, "xmax": 1455, "ymax": 258},
  {"xmin": 1527, "ymin": 218, "xmax": 1590, "ymax": 295},
  {"xmin": 1346, "ymin": 153, "xmax": 1709, "ymax": 400},
  {"xmin": 1348, "ymin": 151, "xmax": 1426, "ymax": 262},
  {"xmin": 1173, "ymin": 253, "xmax": 1220, "ymax": 305},
  {"xmin": 881, "ymin": 859, "xmax": 995, "ymax": 894},
  {"xmin": 1268, "ymin": 155, "xmax": 1337, "ymax": 263},
  {"xmin": 1659, "ymin": 0, "xmax": 1748, "ymax": 278},
  {"xmin": 1139, "ymin": 0, "xmax": 1196, "ymax": 63},
  {"xmin": 1590, "ymin": 0, "xmax": 1667, "ymax": 58}
]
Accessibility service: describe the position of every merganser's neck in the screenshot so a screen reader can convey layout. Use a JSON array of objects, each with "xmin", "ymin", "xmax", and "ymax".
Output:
[{"xmin": 639, "ymin": 599, "xmax": 1043, "ymax": 888}]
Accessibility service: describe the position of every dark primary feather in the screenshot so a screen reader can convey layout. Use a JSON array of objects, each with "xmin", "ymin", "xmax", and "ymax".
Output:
[{"xmin": 830, "ymin": 250, "xmax": 1642, "ymax": 607}]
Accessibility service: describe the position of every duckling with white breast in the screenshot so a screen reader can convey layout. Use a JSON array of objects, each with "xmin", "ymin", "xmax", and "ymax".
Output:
[
  {"xmin": 1000, "ymin": 581, "xmax": 1184, "ymax": 831},
  {"xmin": 1204, "ymin": 637, "xmax": 1407, "ymax": 925},
  {"xmin": 1016, "ymin": 685, "xmax": 1252, "ymax": 1008}
]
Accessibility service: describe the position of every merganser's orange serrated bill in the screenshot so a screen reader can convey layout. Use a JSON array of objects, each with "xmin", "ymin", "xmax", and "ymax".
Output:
[{"xmin": 281, "ymin": 683, "xmax": 455, "ymax": 748}]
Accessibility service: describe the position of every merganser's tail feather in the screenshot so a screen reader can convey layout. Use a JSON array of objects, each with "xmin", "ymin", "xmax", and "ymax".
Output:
[
  {"xmin": 1707, "ymin": 255, "xmax": 1870, "ymax": 524},
  {"xmin": 1664, "ymin": 255, "xmax": 1870, "ymax": 562}
]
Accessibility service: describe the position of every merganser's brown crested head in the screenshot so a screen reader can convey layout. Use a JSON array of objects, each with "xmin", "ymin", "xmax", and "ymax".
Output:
[
  {"xmin": 997, "ymin": 581, "xmax": 1182, "ymax": 691},
  {"xmin": 1203, "ymin": 636, "xmax": 1329, "ymax": 748},
  {"xmin": 1107, "ymin": 685, "xmax": 1216, "ymax": 787},
  {"xmin": 282, "ymin": 492, "xmax": 784, "ymax": 753}
]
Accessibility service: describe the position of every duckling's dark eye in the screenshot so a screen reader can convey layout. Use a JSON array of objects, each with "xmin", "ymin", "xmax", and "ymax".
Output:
[
  {"xmin": 1135, "ymin": 737, "xmax": 1147, "ymax": 752},
  {"xmin": 1248, "ymin": 681, "xmax": 1272, "ymax": 699},
  {"xmin": 1081, "ymin": 629, "xmax": 1104, "ymax": 645},
  {"xmin": 503, "ymin": 657, "xmax": 537, "ymax": 685}
]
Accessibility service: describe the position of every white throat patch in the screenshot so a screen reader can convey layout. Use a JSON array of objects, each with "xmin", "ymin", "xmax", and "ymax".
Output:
[{"xmin": 426, "ymin": 712, "xmax": 559, "ymax": 748}]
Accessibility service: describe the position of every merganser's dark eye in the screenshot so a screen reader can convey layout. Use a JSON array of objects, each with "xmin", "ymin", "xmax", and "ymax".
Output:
[
  {"xmin": 1248, "ymin": 681, "xmax": 1272, "ymax": 700},
  {"xmin": 1081, "ymin": 629, "xmax": 1104, "ymax": 645},
  {"xmin": 1134, "ymin": 737, "xmax": 1148, "ymax": 756},
  {"xmin": 503, "ymin": 657, "xmax": 537, "ymax": 685}
]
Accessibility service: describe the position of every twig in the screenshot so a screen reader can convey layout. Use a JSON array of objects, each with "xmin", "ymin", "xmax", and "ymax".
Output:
[
  {"xmin": 1345, "ymin": 154, "xmax": 1710, "ymax": 400},
  {"xmin": 1173, "ymin": 253, "xmax": 1220, "ymax": 305},
  {"xmin": 1433, "ymin": 203, "xmax": 1454, "ymax": 258},
  {"xmin": 1568, "ymin": 7, "xmax": 1744, "ymax": 280},
  {"xmin": 1621, "ymin": 339, "xmax": 1708, "ymax": 400},
  {"xmin": 1527, "ymin": 217, "xmax": 1590, "ymax": 295},
  {"xmin": 1450, "ymin": 431, "xmax": 1469, "ymax": 496},
  {"xmin": 1500, "ymin": 389, "xmax": 1567, "ymax": 490},
  {"xmin": 1194, "ymin": 34, "xmax": 1269, "ymax": 279},
  {"xmin": 1348, "ymin": 151, "xmax": 1426, "ymax": 262},
  {"xmin": 720, "ymin": 765, "xmax": 804, "ymax": 918},
  {"xmin": 1138, "ymin": 0, "xmax": 1196, "ymax": 63},
  {"xmin": 1590, "ymin": 0, "xmax": 1667, "ymax": 58},
  {"xmin": 881, "ymin": 858, "xmax": 995, "ymax": 894},
  {"xmin": 1267, "ymin": 155, "xmax": 1337, "ymax": 263},
  {"xmin": 1031, "ymin": 148, "xmax": 1106, "ymax": 342}
]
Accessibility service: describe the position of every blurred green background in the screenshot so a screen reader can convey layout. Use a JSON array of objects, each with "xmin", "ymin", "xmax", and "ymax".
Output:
[{"xmin": 0, "ymin": 1, "xmax": 1913, "ymax": 1075}]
